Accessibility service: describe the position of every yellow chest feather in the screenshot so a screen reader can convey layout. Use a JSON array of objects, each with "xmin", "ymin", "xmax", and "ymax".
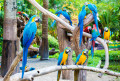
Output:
[
  {"xmin": 61, "ymin": 53, "xmax": 68, "ymax": 65},
  {"xmin": 104, "ymin": 31, "xmax": 110, "ymax": 40},
  {"xmin": 77, "ymin": 54, "xmax": 86, "ymax": 65}
]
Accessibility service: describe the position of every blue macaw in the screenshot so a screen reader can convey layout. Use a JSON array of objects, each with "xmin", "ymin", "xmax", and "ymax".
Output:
[
  {"xmin": 57, "ymin": 47, "xmax": 71, "ymax": 81},
  {"xmin": 51, "ymin": 10, "xmax": 62, "ymax": 27},
  {"xmin": 85, "ymin": 3, "xmax": 100, "ymax": 35},
  {"xmin": 74, "ymin": 49, "xmax": 88, "ymax": 81},
  {"xmin": 78, "ymin": 5, "xmax": 86, "ymax": 46},
  {"xmin": 90, "ymin": 29, "xmax": 100, "ymax": 58},
  {"xmin": 51, "ymin": 10, "xmax": 72, "ymax": 27},
  {"xmin": 21, "ymin": 15, "xmax": 40, "ymax": 79}
]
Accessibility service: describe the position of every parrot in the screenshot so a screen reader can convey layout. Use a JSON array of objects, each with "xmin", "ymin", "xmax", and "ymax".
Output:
[
  {"xmin": 21, "ymin": 15, "xmax": 40, "ymax": 79},
  {"xmin": 74, "ymin": 49, "xmax": 88, "ymax": 81},
  {"xmin": 57, "ymin": 47, "xmax": 71, "ymax": 81},
  {"xmin": 84, "ymin": 2, "xmax": 100, "ymax": 35},
  {"xmin": 90, "ymin": 29, "xmax": 100, "ymax": 58},
  {"xmin": 78, "ymin": 5, "xmax": 86, "ymax": 46},
  {"xmin": 17, "ymin": 11, "xmax": 29, "ymax": 20},
  {"xmin": 103, "ymin": 27, "xmax": 110, "ymax": 46},
  {"xmin": 51, "ymin": 9, "xmax": 72, "ymax": 27},
  {"xmin": 83, "ymin": 26, "xmax": 92, "ymax": 43}
]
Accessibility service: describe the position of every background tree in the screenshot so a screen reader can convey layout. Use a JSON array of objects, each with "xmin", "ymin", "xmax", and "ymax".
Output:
[
  {"xmin": 1, "ymin": 0, "xmax": 19, "ymax": 76},
  {"xmin": 40, "ymin": 0, "xmax": 49, "ymax": 60}
]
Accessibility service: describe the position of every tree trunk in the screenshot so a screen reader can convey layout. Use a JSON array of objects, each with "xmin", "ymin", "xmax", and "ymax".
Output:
[
  {"xmin": 1, "ymin": 0, "xmax": 19, "ymax": 77},
  {"xmin": 40, "ymin": 0, "xmax": 49, "ymax": 60},
  {"xmin": 57, "ymin": 15, "xmax": 73, "ymax": 80}
]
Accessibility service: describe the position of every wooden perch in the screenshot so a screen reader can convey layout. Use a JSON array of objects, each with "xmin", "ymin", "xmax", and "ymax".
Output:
[
  {"xmin": 3, "ymin": 46, "xmax": 39, "ymax": 81},
  {"xmin": 9, "ymin": 65, "xmax": 120, "ymax": 81}
]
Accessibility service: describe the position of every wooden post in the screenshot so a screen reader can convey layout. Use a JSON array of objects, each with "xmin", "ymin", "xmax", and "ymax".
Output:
[
  {"xmin": 1, "ymin": 0, "xmax": 19, "ymax": 77},
  {"xmin": 40, "ymin": 0, "xmax": 49, "ymax": 60},
  {"xmin": 56, "ymin": 15, "xmax": 73, "ymax": 80}
]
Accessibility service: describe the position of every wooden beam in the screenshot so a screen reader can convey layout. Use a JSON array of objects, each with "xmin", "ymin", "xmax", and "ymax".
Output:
[{"xmin": 10, "ymin": 65, "xmax": 120, "ymax": 81}]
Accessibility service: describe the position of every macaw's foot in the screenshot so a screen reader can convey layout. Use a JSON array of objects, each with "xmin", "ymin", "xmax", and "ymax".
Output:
[
  {"xmin": 76, "ymin": 65, "xmax": 79, "ymax": 67},
  {"xmin": 60, "ymin": 65, "xmax": 62, "ymax": 70},
  {"xmin": 65, "ymin": 65, "xmax": 68, "ymax": 68},
  {"xmin": 90, "ymin": 10, "xmax": 92, "ymax": 13}
]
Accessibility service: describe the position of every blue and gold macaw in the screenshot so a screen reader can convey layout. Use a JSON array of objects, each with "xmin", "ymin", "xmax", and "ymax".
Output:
[
  {"xmin": 90, "ymin": 29, "xmax": 100, "ymax": 58},
  {"xmin": 57, "ymin": 47, "xmax": 71, "ymax": 81},
  {"xmin": 21, "ymin": 15, "xmax": 40, "ymax": 79},
  {"xmin": 78, "ymin": 5, "xmax": 86, "ymax": 46},
  {"xmin": 74, "ymin": 49, "xmax": 88, "ymax": 81},
  {"xmin": 103, "ymin": 27, "xmax": 110, "ymax": 46},
  {"xmin": 85, "ymin": 2, "xmax": 100, "ymax": 35},
  {"xmin": 51, "ymin": 9, "xmax": 72, "ymax": 27}
]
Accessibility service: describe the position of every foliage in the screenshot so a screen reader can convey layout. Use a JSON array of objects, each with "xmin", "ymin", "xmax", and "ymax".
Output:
[
  {"xmin": 48, "ymin": 35, "xmax": 59, "ymax": 48},
  {"xmin": 88, "ymin": 50, "xmax": 120, "ymax": 61}
]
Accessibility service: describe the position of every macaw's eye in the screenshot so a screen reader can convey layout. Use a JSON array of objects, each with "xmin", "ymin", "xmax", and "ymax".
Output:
[{"xmin": 35, "ymin": 17, "xmax": 41, "ymax": 23}]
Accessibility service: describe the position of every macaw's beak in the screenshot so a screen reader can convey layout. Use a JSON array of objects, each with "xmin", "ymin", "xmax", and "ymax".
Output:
[
  {"xmin": 84, "ymin": 50, "xmax": 88, "ymax": 55},
  {"xmin": 66, "ymin": 48, "xmax": 71, "ymax": 54},
  {"xmin": 35, "ymin": 18, "xmax": 42, "ymax": 23}
]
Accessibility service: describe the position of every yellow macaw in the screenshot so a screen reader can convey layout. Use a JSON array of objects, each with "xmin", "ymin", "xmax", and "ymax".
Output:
[
  {"xmin": 74, "ymin": 49, "xmax": 88, "ymax": 81},
  {"xmin": 103, "ymin": 27, "xmax": 110, "ymax": 41},
  {"xmin": 57, "ymin": 47, "xmax": 71, "ymax": 81}
]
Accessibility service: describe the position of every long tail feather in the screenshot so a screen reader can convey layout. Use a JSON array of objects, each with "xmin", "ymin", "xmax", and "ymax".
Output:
[
  {"xmin": 93, "ymin": 12, "xmax": 99, "ymax": 34},
  {"xmin": 57, "ymin": 70, "xmax": 61, "ymax": 81},
  {"xmin": 51, "ymin": 14, "xmax": 60, "ymax": 28},
  {"xmin": 79, "ymin": 20, "xmax": 83, "ymax": 46},
  {"xmin": 70, "ymin": 21, "xmax": 72, "ymax": 26},
  {"xmin": 91, "ymin": 40, "xmax": 95, "ymax": 59},
  {"xmin": 74, "ymin": 70, "xmax": 79, "ymax": 81},
  {"xmin": 21, "ymin": 47, "xmax": 28, "ymax": 79}
]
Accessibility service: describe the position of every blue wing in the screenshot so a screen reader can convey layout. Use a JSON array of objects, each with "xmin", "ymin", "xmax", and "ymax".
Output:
[
  {"xmin": 62, "ymin": 11, "xmax": 72, "ymax": 26},
  {"xmin": 55, "ymin": 10, "xmax": 62, "ymax": 14},
  {"xmin": 51, "ymin": 14, "xmax": 61, "ymax": 27},
  {"xmin": 57, "ymin": 52, "xmax": 63, "ymax": 65},
  {"xmin": 75, "ymin": 54, "xmax": 82, "ymax": 65},
  {"xmin": 23, "ymin": 22, "xmax": 37, "ymax": 47}
]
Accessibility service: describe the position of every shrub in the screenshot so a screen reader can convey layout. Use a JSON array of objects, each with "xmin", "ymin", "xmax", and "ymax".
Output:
[
  {"xmin": 48, "ymin": 35, "xmax": 59, "ymax": 48},
  {"xmin": 88, "ymin": 50, "xmax": 120, "ymax": 61}
]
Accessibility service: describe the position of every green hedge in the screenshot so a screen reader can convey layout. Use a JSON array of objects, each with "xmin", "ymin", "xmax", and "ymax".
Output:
[
  {"xmin": 88, "ymin": 50, "xmax": 120, "ymax": 61},
  {"xmin": 36, "ymin": 29, "xmax": 59, "ymax": 48}
]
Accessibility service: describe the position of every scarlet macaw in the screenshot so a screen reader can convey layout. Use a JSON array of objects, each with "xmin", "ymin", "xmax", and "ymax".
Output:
[
  {"xmin": 51, "ymin": 9, "xmax": 72, "ymax": 27},
  {"xmin": 21, "ymin": 15, "xmax": 40, "ymax": 79},
  {"xmin": 74, "ymin": 49, "xmax": 88, "ymax": 81},
  {"xmin": 90, "ymin": 29, "xmax": 100, "ymax": 58},
  {"xmin": 17, "ymin": 11, "xmax": 29, "ymax": 20},
  {"xmin": 83, "ymin": 26, "xmax": 92, "ymax": 43},
  {"xmin": 57, "ymin": 47, "xmax": 71, "ymax": 81},
  {"xmin": 84, "ymin": 2, "xmax": 100, "ymax": 35},
  {"xmin": 78, "ymin": 5, "xmax": 86, "ymax": 46}
]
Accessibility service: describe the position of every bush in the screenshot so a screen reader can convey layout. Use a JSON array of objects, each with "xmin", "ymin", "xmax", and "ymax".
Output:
[
  {"xmin": 0, "ymin": 25, "xmax": 3, "ymax": 56},
  {"xmin": 36, "ymin": 29, "xmax": 59, "ymax": 48},
  {"xmin": 48, "ymin": 35, "xmax": 59, "ymax": 48},
  {"xmin": 88, "ymin": 50, "xmax": 120, "ymax": 61}
]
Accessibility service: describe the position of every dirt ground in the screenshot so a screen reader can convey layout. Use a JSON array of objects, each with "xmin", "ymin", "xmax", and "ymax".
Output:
[{"xmin": 0, "ymin": 58, "xmax": 119, "ymax": 81}]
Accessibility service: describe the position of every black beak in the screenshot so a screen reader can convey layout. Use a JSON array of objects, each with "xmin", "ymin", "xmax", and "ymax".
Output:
[
  {"xmin": 84, "ymin": 50, "xmax": 88, "ymax": 55},
  {"xmin": 106, "ymin": 30, "xmax": 108, "ymax": 32},
  {"xmin": 35, "ymin": 18, "xmax": 42, "ymax": 23}
]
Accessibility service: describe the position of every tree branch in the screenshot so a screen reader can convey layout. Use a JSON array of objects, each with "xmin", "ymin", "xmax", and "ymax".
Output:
[
  {"xmin": 3, "ymin": 46, "xmax": 39, "ymax": 81},
  {"xmin": 10, "ymin": 65, "xmax": 120, "ymax": 81}
]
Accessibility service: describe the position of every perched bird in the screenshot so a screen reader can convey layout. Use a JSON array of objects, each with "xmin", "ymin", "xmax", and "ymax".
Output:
[
  {"xmin": 103, "ymin": 27, "xmax": 110, "ymax": 41},
  {"xmin": 17, "ymin": 11, "xmax": 29, "ymax": 20},
  {"xmin": 83, "ymin": 26, "xmax": 92, "ymax": 43},
  {"xmin": 84, "ymin": 2, "xmax": 100, "ymax": 35},
  {"xmin": 103, "ymin": 27, "xmax": 110, "ymax": 46},
  {"xmin": 51, "ymin": 10, "xmax": 72, "ymax": 27},
  {"xmin": 74, "ymin": 49, "xmax": 88, "ymax": 81},
  {"xmin": 21, "ymin": 15, "xmax": 40, "ymax": 79},
  {"xmin": 90, "ymin": 29, "xmax": 100, "ymax": 58},
  {"xmin": 78, "ymin": 5, "xmax": 86, "ymax": 46},
  {"xmin": 57, "ymin": 47, "xmax": 71, "ymax": 81}
]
